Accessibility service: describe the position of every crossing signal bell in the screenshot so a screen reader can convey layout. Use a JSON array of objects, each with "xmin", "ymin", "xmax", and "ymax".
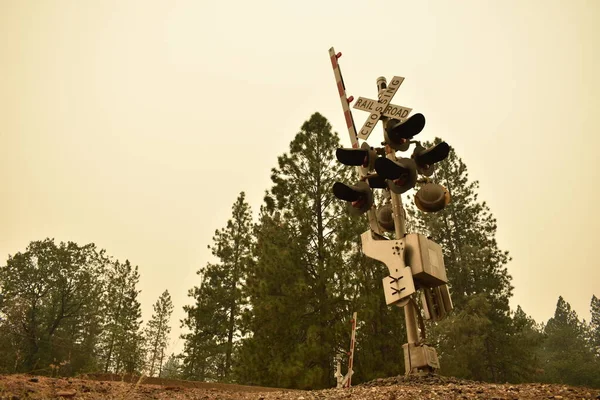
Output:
[
  {"xmin": 414, "ymin": 183, "xmax": 450, "ymax": 213},
  {"xmin": 376, "ymin": 203, "xmax": 395, "ymax": 232}
]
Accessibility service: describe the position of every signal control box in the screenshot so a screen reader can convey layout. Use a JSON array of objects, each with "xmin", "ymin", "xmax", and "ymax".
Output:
[{"xmin": 404, "ymin": 233, "xmax": 447, "ymax": 287}]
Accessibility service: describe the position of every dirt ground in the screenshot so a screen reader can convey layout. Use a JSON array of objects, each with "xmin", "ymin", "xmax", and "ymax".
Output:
[{"xmin": 1, "ymin": 373, "xmax": 599, "ymax": 400}]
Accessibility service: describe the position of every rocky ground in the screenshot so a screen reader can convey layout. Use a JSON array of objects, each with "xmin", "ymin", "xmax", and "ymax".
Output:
[{"xmin": 0, "ymin": 373, "xmax": 599, "ymax": 399}]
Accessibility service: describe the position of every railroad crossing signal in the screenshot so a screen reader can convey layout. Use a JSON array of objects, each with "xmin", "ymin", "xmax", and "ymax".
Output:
[{"xmin": 328, "ymin": 46, "xmax": 456, "ymax": 376}]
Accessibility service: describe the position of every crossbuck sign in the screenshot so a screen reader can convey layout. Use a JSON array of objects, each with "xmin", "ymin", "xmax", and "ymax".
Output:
[{"xmin": 354, "ymin": 76, "xmax": 413, "ymax": 140}]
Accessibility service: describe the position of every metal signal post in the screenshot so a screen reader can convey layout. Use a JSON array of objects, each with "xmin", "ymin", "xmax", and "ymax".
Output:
[{"xmin": 329, "ymin": 47, "xmax": 454, "ymax": 376}]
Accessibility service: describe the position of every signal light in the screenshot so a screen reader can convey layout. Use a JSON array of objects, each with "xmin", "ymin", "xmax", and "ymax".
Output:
[
  {"xmin": 374, "ymin": 157, "xmax": 418, "ymax": 194},
  {"xmin": 336, "ymin": 142, "xmax": 377, "ymax": 173},
  {"xmin": 332, "ymin": 181, "xmax": 374, "ymax": 215},
  {"xmin": 384, "ymin": 113, "xmax": 426, "ymax": 150},
  {"xmin": 412, "ymin": 142, "xmax": 450, "ymax": 176},
  {"xmin": 414, "ymin": 183, "xmax": 450, "ymax": 212},
  {"xmin": 366, "ymin": 175, "xmax": 387, "ymax": 189}
]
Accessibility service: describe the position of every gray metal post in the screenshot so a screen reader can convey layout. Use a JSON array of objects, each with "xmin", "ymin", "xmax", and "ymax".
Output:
[
  {"xmin": 377, "ymin": 77, "xmax": 422, "ymax": 371},
  {"xmin": 386, "ymin": 146, "xmax": 420, "ymax": 348}
]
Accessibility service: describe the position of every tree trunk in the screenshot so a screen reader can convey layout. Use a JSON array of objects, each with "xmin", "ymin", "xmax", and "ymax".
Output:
[
  {"xmin": 225, "ymin": 249, "xmax": 240, "ymax": 377},
  {"xmin": 149, "ymin": 318, "xmax": 163, "ymax": 377},
  {"xmin": 158, "ymin": 347, "xmax": 165, "ymax": 378}
]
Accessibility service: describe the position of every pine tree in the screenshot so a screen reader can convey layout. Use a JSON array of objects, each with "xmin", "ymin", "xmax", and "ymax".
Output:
[
  {"xmin": 235, "ymin": 211, "xmax": 312, "ymax": 387},
  {"xmin": 180, "ymin": 273, "xmax": 221, "ymax": 380},
  {"xmin": 144, "ymin": 290, "xmax": 174, "ymax": 377},
  {"xmin": 100, "ymin": 260, "xmax": 144, "ymax": 374},
  {"xmin": 237, "ymin": 113, "xmax": 362, "ymax": 389},
  {"xmin": 181, "ymin": 192, "xmax": 253, "ymax": 381},
  {"xmin": 161, "ymin": 353, "xmax": 182, "ymax": 379},
  {"xmin": 504, "ymin": 306, "xmax": 544, "ymax": 383},
  {"xmin": 539, "ymin": 296, "xmax": 599, "ymax": 387},
  {"xmin": 590, "ymin": 295, "xmax": 600, "ymax": 358},
  {"xmin": 407, "ymin": 139, "xmax": 515, "ymax": 381}
]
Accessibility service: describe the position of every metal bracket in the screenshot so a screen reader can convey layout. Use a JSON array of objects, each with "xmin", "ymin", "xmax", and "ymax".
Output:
[{"xmin": 361, "ymin": 230, "xmax": 416, "ymax": 305}]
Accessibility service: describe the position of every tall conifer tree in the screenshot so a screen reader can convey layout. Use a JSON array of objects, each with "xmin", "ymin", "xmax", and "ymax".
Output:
[
  {"xmin": 100, "ymin": 260, "xmax": 144, "ymax": 374},
  {"xmin": 539, "ymin": 296, "xmax": 599, "ymax": 387},
  {"xmin": 590, "ymin": 295, "xmax": 600, "ymax": 357},
  {"xmin": 238, "ymin": 113, "xmax": 383, "ymax": 388},
  {"xmin": 181, "ymin": 192, "xmax": 253, "ymax": 381},
  {"xmin": 236, "ymin": 210, "xmax": 309, "ymax": 387},
  {"xmin": 144, "ymin": 290, "xmax": 174, "ymax": 377}
]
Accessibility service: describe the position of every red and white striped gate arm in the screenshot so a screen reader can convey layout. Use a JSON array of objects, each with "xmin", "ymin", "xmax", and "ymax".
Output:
[
  {"xmin": 347, "ymin": 311, "xmax": 357, "ymax": 387},
  {"xmin": 329, "ymin": 47, "xmax": 359, "ymax": 149}
]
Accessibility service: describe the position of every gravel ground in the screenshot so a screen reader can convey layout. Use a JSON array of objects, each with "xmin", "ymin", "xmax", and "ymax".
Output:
[{"xmin": 1, "ymin": 373, "xmax": 599, "ymax": 399}]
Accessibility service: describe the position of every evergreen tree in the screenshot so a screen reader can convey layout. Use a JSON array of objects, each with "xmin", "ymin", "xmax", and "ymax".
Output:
[
  {"xmin": 235, "ymin": 211, "xmax": 311, "ymax": 387},
  {"xmin": 237, "ymin": 113, "xmax": 362, "ymax": 389},
  {"xmin": 161, "ymin": 353, "xmax": 182, "ymax": 379},
  {"xmin": 539, "ymin": 296, "xmax": 599, "ymax": 387},
  {"xmin": 180, "ymin": 273, "xmax": 221, "ymax": 380},
  {"xmin": 504, "ymin": 306, "xmax": 544, "ymax": 383},
  {"xmin": 590, "ymin": 295, "xmax": 600, "ymax": 358},
  {"xmin": 143, "ymin": 290, "xmax": 174, "ymax": 377},
  {"xmin": 407, "ymin": 139, "xmax": 515, "ymax": 381},
  {"xmin": 100, "ymin": 260, "xmax": 145, "ymax": 374},
  {"xmin": 181, "ymin": 192, "xmax": 253, "ymax": 381}
]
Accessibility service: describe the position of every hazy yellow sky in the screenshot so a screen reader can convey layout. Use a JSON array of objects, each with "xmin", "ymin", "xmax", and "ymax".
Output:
[{"xmin": 1, "ymin": 0, "xmax": 599, "ymax": 355}]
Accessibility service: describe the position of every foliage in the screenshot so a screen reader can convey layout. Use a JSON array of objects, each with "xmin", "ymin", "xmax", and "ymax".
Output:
[
  {"xmin": 408, "ymin": 139, "xmax": 520, "ymax": 382},
  {"xmin": 160, "ymin": 353, "xmax": 183, "ymax": 379},
  {"xmin": 235, "ymin": 113, "xmax": 410, "ymax": 388},
  {"xmin": 0, "ymin": 240, "xmax": 146, "ymax": 376},
  {"xmin": 537, "ymin": 296, "xmax": 600, "ymax": 387},
  {"xmin": 180, "ymin": 192, "xmax": 253, "ymax": 382},
  {"xmin": 336, "ymin": 213, "xmax": 407, "ymax": 382},
  {"xmin": 144, "ymin": 290, "xmax": 174, "ymax": 377},
  {"xmin": 590, "ymin": 295, "xmax": 600, "ymax": 358},
  {"xmin": 1, "ymin": 116, "xmax": 599, "ymax": 390},
  {"xmin": 505, "ymin": 306, "xmax": 544, "ymax": 382},
  {"xmin": 236, "ymin": 113, "xmax": 359, "ymax": 389},
  {"xmin": 97, "ymin": 260, "xmax": 145, "ymax": 374},
  {"xmin": 0, "ymin": 239, "xmax": 107, "ymax": 374}
]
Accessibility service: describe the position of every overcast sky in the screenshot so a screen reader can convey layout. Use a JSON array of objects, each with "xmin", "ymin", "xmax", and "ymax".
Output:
[{"xmin": 1, "ymin": 0, "xmax": 598, "ymax": 356}]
